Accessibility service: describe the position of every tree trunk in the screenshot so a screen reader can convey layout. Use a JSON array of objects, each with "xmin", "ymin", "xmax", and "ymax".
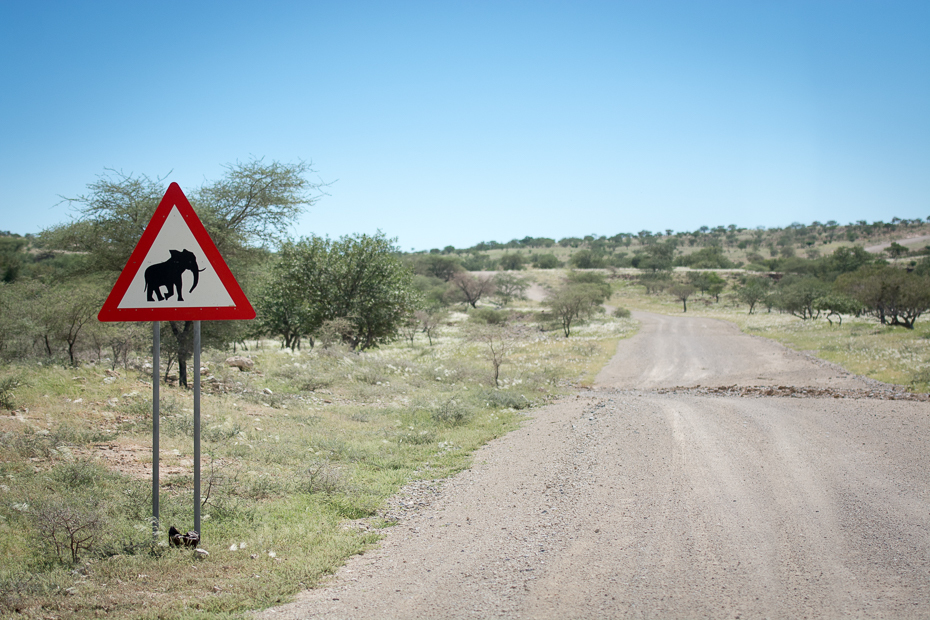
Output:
[{"xmin": 169, "ymin": 321, "xmax": 195, "ymax": 388}]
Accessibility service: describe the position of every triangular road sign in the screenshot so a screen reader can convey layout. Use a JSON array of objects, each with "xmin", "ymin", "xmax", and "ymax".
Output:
[{"xmin": 98, "ymin": 183, "xmax": 256, "ymax": 322}]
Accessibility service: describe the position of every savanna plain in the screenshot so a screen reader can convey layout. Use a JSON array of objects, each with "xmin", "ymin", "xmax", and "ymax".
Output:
[{"xmin": 3, "ymin": 269, "xmax": 930, "ymax": 619}]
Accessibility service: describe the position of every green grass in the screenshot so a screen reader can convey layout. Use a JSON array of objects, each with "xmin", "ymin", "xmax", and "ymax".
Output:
[{"xmin": 0, "ymin": 307, "xmax": 635, "ymax": 619}]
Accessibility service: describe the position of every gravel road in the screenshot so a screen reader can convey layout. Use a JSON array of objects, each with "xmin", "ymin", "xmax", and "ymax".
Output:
[{"xmin": 257, "ymin": 312, "xmax": 930, "ymax": 619}]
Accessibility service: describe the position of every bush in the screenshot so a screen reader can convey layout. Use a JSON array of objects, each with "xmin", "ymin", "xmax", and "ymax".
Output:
[
  {"xmin": 29, "ymin": 499, "xmax": 104, "ymax": 564},
  {"xmin": 612, "ymin": 306, "xmax": 631, "ymax": 318},
  {"xmin": 532, "ymin": 253, "xmax": 561, "ymax": 269},
  {"xmin": 302, "ymin": 460, "xmax": 346, "ymax": 495},
  {"xmin": 431, "ymin": 398, "xmax": 473, "ymax": 426},
  {"xmin": 498, "ymin": 253, "xmax": 525, "ymax": 271},
  {"xmin": 477, "ymin": 389, "xmax": 532, "ymax": 410},
  {"xmin": 565, "ymin": 271, "xmax": 611, "ymax": 303},
  {"xmin": 469, "ymin": 308, "xmax": 509, "ymax": 325},
  {"xmin": 568, "ymin": 249, "xmax": 605, "ymax": 269},
  {"xmin": 0, "ymin": 374, "xmax": 20, "ymax": 410}
]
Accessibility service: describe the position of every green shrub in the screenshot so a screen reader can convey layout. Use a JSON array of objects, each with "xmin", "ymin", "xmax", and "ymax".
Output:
[
  {"xmin": 532, "ymin": 253, "xmax": 561, "ymax": 269},
  {"xmin": 0, "ymin": 375, "xmax": 20, "ymax": 410},
  {"xmin": 50, "ymin": 459, "xmax": 110, "ymax": 489},
  {"xmin": 28, "ymin": 498, "xmax": 105, "ymax": 564},
  {"xmin": 469, "ymin": 308, "xmax": 509, "ymax": 325},
  {"xmin": 478, "ymin": 389, "xmax": 532, "ymax": 410},
  {"xmin": 302, "ymin": 460, "xmax": 346, "ymax": 495},
  {"xmin": 612, "ymin": 306, "xmax": 631, "ymax": 318},
  {"xmin": 431, "ymin": 397, "xmax": 473, "ymax": 426}
]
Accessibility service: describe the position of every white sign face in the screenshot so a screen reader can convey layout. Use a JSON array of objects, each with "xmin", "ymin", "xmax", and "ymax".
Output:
[{"xmin": 117, "ymin": 206, "xmax": 235, "ymax": 309}]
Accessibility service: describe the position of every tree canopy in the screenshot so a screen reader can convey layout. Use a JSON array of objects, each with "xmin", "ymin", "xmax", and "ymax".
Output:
[
  {"xmin": 835, "ymin": 265, "xmax": 930, "ymax": 329},
  {"xmin": 43, "ymin": 159, "xmax": 324, "ymax": 273},
  {"xmin": 258, "ymin": 233, "xmax": 420, "ymax": 350},
  {"xmin": 544, "ymin": 280, "xmax": 607, "ymax": 337}
]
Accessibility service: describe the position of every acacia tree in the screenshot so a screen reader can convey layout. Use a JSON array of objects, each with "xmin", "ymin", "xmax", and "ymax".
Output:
[
  {"xmin": 416, "ymin": 308, "xmax": 445, "ymax": 345},
  {"xmin": 884, "ymin": 242, "xmax": 908, "ymax": 259},
  {"xmin": 492, "ymin": 273, "xmax": 530, "ymax": 305},
  {"xmin": 736, "ymin": 278, "xmax": 771, "ymax": 314},
  {"xmin": 254, "ymin": 253, "xmax": 312, "ymax": 350},
  {"xmin": 413, "ymin": 254, "xmax": 462, "ymax": 281},
  {"xmin": 669, "ymin": 283, "xmax": 696, "ymax": 312},
  {"xmin": 814, "ymin": 294, "xmax": 861, "ymax": 326},
  {"xmin": 261, "ymin": 233, "xmax": 420, "ymax": 350},
  {"xmin": 544, "ymin": 283, "xmax": 604, "ymax": 337},
  {"xmin": 773, "ymin": 277, "xmax": 830, "ymax": 320},
  {"xmin": 465, "ymin": 323, "xmax": 523, "ymax": 387},
  {"xmin": 448, "ymin": 272, "xmax": 496, "ymax": 309},
  {"xmin": 22, "ymin": 279, "xmax": 105, "ymax": 365},
  {"xmin": 44, "ymin": 159, "xmax": 323, "ymax": 386},
  {"xmin": 836, "ymin": 265, "xmax": 930, "ymax": 329}
]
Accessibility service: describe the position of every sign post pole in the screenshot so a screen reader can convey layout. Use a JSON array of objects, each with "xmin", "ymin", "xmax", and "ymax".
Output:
[
  {"xmin": 152, "ymin": 321, "xmax": 160, "ymax": 539},
  {"xmin": 193, "ymin": 321, "xmax": 201, "ymax": 535},
  {"xmin": 98, "ymin": 182, "xmax": 254, "ymax": 546}
]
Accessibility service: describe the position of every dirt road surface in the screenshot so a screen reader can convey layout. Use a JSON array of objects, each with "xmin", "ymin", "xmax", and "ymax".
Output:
[{"xmin": 257, "ymin": 312, "xmax": 930, "ymax": 619}]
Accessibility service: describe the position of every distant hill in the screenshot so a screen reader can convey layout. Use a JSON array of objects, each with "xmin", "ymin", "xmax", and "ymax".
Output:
[{"xmin": 404, "ymin": 218, "xmax": 930, "ymax": 272}]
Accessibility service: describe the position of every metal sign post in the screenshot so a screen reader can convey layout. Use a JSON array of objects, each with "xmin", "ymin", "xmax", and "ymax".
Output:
[
  {"xmin": 193, "ymin": 321, "xmax": 201, "ymax": 534},
  {"xmin": 98, "ymin": 183, "xmax": 254, "ymax": 546},
  {"xmin": 152, "ymin": 321, "xmax": 160, "ymax": 539}
]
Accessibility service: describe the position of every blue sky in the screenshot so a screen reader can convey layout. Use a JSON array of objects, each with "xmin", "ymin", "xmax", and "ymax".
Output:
[{"xmin": 1, "ymin": 1, "xmax": 928, "ymax": 251}]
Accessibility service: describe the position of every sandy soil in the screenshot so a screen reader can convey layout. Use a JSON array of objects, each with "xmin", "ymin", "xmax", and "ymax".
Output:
[
  {"xmin": 864, "ymin": 234, "xmax": 930, "ymax": 253},
  {"xmin": 257, "ymin": 312, "xmax": 930, "ymax": 619}
]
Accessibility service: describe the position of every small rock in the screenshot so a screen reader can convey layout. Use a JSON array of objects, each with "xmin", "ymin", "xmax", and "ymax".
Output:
[
  {"xmin": 226, "ymin": 356, "xmax": 254, "ymax": 371},
  {"xmin": 263, "ymin": 388, "xmax": 273, "ymax": 396},
  {"xmin": 195, "ymin": 548, "xmax": 209, "ymax": 557}
]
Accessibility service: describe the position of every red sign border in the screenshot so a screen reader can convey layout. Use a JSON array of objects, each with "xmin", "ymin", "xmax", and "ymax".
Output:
[{"xmin": 98, "ymin": 182, "xmax": 256, "ymax": 322}]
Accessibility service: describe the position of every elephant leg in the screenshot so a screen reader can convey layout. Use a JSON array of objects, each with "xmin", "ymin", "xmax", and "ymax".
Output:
[
  {"xmin": 175, "ymin": 277, "xmax": 184, "ymax": 302},
  {"xmin": 147, "ymin": 279, "xmax": 165, "ymax": 301}
]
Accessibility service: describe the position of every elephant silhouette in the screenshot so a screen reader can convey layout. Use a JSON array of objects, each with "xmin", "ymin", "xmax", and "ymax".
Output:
[{"xmin": 144, "ymin": 249, "xmax": 206, "ymax": 302}]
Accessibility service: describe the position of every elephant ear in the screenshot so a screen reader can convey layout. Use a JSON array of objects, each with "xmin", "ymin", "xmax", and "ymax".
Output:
[{"xmin": 169, "ymin": 250, "xmax": 182, "ymax": 259}]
